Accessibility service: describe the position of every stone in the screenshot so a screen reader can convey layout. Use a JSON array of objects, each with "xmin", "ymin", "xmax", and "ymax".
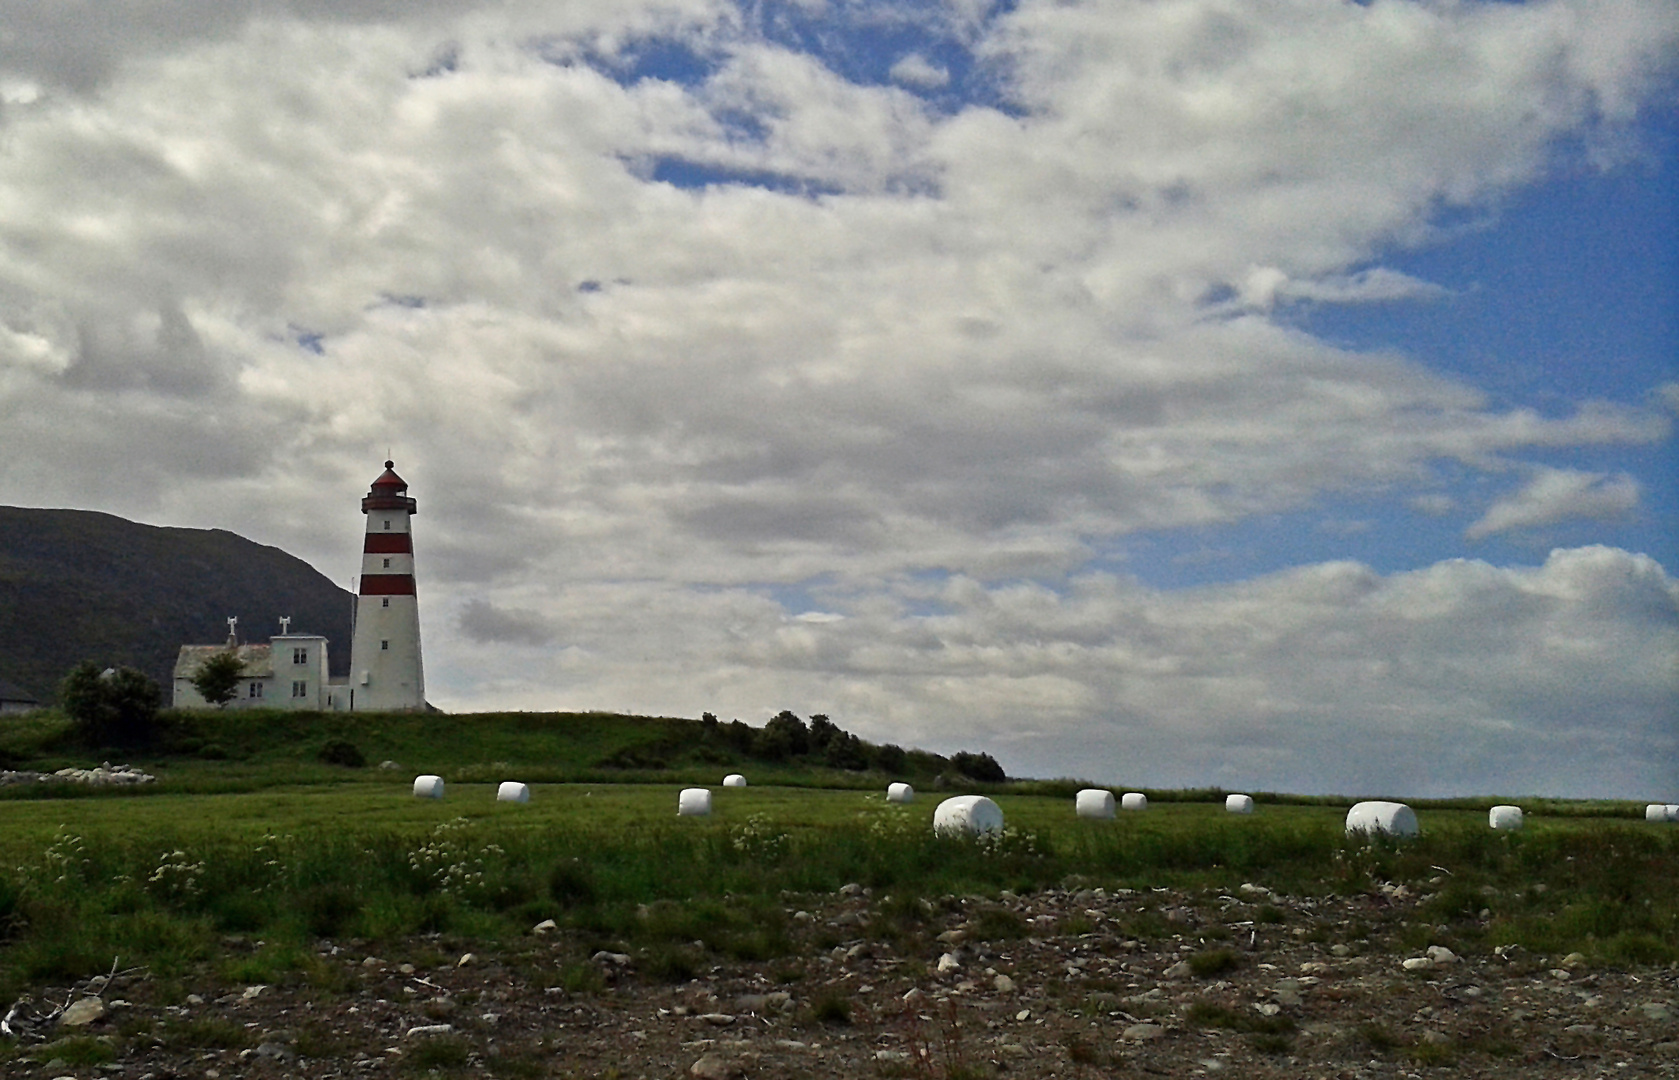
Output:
[
  {"xmin": 255, "ymin": 1041, "xmax": 297, "ymax": 1062},
  {"xmin": 699, "ymin": 1013, "xmax": 736, "ymax": 1026},
  {"xmin": 457, "ymin": 953, "xmax": 475, "ymax": 967},
  {"xmin": 993, "ymin": 974, "xmax": 1016, "ymax": 994},
  {"xmin": 533, "ymin": 919, "xmax": 558, "ymax": 936},
  {"xmin": 406, "ymin": 1024, "xmax": 454, "ymax": 1038},
  {"xmin": 1162, "ymin": 961, "xmax": 1192, "ymax": 979},
  {"xmin": 937, "ymin": 952, "xmax": 962, "ymax": 973},
  {"xmin": 1425, "ymin": 945, "xmax": 1459, "ymax": 965},
  {"xmin": 1561, "ymin": 952, "xmax": 1587, "ymax": 969},
  {"xmin": 689, "ymin": 1053, "xmax": 743, "ymax": 1079},
  {"xmin": 1637, "ymin": 1002, "xmax": 1672, "ymax": 1022},
  {"xmin": 936, "ymin": 929, "xmax": 967, "ymax": 945},
  {"xmin": 58, "ymin": 998, "xmax": 105, "ymax": 1027},
  {"xmin": 1421, "ymin": 1029, "xmax": 1450, "ymax": 1045},
  {"xmin": 1330, "ymin": 944, "xmax": 1352, "ymax": 957},
  {"xmin": 1402, "ymin": 957, "xmax": 1433, "ymax": 971},
  {"xmin": 903, "ymin": 988, "xmax": 927, "ymax": 1006},
  {"xmin": 1254, "ymin": 1002, "xmax": 1282, "ymax": 1017},
  {"xmin": 839, "ymin": 883, "xmax": 864, "ymax": 897},
  {"xmin": 240, "ymin": 984, "xmax": 268, "ymax": 1000},
  {"xmin": 1122, "ymin": 1023, "xmax": 1165, "ymax": 1041},
  {"xmin": 592, "ymin": 951, "xmax": 632, "ymax": 967}
]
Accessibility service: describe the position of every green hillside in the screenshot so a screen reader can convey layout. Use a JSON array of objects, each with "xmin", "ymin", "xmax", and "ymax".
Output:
[{"xmin": 0, "ymin": 506, "xmax": 353, "ymax": 702}]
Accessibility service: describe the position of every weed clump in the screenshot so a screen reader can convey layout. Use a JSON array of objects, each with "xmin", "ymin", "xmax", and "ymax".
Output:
[{"xmin": 1188, "ymin": 948, "xmax": 1240, "ymax": 977}]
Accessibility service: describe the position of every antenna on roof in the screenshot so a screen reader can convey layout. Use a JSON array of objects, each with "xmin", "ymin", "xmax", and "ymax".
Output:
[
  {"xmin": 226, "ymin": 616, "xmax": 238, "ymax": 647},
  {"xmin": 279, "ymin": 616, "xmax": 291, "ymax": 635}
]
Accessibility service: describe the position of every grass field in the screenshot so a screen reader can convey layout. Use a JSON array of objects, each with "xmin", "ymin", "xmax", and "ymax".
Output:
[{"xmin": 1, "ymin": 778, "xmax": 1673, "ymax": 1003}]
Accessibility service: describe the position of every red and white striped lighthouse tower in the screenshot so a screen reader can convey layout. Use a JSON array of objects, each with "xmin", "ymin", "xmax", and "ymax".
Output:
[{"xmin": 348, "ymin": 460, "xmax": 426, "ymax": 711}]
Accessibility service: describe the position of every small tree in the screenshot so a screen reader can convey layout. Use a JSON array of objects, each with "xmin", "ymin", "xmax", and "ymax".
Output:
[
  {"xmin": 191, "ymin": 649, "xmax": 245, "ymax": 708},
  {"xmin": 59, "ymin": 661, "xmax": 161, "ymax": 748},
  {"xmin": 951, "ymin": 751, "xmax": 1006, "ymax": 783}
]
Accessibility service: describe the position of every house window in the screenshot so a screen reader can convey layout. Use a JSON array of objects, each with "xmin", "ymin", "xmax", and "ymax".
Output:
[
  {"xmin": 383, "ymin": 558, "xmax": 391, "ymax": 568},
  {"xmin": 293, "ymin": 647, "xmax": 308, "ymax": 664},
  {"xmin": 292, "ymin": 680, "xmax": 308, "ymax": 698},
  {"xmin": 382, "ymin": 598, "xmax": 390, "ymax": 607},
  {"xmin": 248, "ymin": 681, "xmax": 264, "ymax": 699},
  {"xmin": 381, "ymin": 640, "xmax": 390, "ymax": 650},
  {"xmin": 384, "ymin": 519, "xmax": 391, "ymax": 530}
]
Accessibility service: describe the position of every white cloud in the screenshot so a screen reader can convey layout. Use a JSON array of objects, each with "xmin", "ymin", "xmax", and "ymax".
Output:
[
  {"xmin": 1467, "ymin": 468, "xmax": 1641, "ymax": 540},
  {"xmin": 428, "ymin": 546, "xmax": 1678, "ymax": 798},
  {"xmin": 889, "ymin": 52, "xmax": 950, "ymax": 90}
]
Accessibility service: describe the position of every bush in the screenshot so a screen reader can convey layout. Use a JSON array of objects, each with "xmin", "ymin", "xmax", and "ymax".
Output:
[
  {"xmin": 58, "ymin": 661, "xmax": 160, "ymax": 748},
  {"xmin": 317, "ymin": 739, "xmax": 366, "ymax": 768},
  {"xmin": 951, "ymin": 751, "xmax": 1006, "ymax": 783}
]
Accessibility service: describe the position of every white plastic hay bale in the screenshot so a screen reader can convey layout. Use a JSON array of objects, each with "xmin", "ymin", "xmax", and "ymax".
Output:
[
  {"xmin": 1646, "ymin": 804, "xmax": 1669, "ymax": 822},
  {"xmin": 933, "ymin": 795, "xmax": 1004, "ymax": 837},
  {"xmin": 679, "ymin": 787, "xmax": 712, "ymax": 817},
  {"xmin": 1345, "ymin": 801, "xmax": 1419, "ymax": 838},
  {"xmin": 886, "ymin": 782, "xmax": 915, "ymax": 804},
  {"xmin": 1120, "ymin": 792, "xmax": 1148, "ymax": 812},
  {"xmin": 496, "ymin": 781, "xmax": 530, "ymax": 803},
  {"xmin": 1669, "ymin": 805, "xmax": 1679, "ymax": 822},
  {"xmin": 722, "ymin": 773, "xmax": 747, "ymax": 788},
  {"xmin": 1225, "ymin": 794, "xmax": 1255, "ymax": 814},
  {"xmin": 412, "ymin": 774, "xmax": 444, "ymax": 799},
  {"xmin": 1075, "ymin": 789, "xmax": 1115, "ymax": 820},
  {"xmin": 1488, "ymin": 805, "xmax": 1524, "ymax": 831}
]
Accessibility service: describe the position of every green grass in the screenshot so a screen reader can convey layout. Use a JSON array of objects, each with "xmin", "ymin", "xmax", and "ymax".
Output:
[{"xmin": 0, "ymin": 783, "xmax": 1670, "ymax": 1000}]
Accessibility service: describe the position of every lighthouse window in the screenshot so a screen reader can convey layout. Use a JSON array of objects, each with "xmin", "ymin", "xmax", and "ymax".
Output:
[
  {"xmin": 383, "ymin": 558, "xmax": 391, "ymax": 568},
  {"xmin": 382, "ymin": 598, "xmax": 390, "ymax": 608},
  {"xmin": 248, "ymin": 681, "xmax": 263, "ymax": 699},
  {"xmin": 291, "ymin": 680, "xmax": 308, "ymax": 698},
  {"xmin": 292, "ymin": 647, "xmax": 308, "ymax": 664},
  {"xmin": 381, "ymin": 640, "xmax": 390, "ymax": 650}
]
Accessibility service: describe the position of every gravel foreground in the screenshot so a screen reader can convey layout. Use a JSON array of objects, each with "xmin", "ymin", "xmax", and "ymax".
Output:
[{"xmin": 10, "ymin": 883, "xmax": 1677, "ymax": 1079}]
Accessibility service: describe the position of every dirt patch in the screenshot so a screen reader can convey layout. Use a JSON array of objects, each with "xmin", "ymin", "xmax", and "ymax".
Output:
[{"xmin": 8, "ymin": 884, "xmax": 1677, "ymax": 1078}]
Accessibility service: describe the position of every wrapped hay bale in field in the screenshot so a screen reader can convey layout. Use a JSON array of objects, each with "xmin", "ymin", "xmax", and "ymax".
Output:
[
  {"xmin": 723, "ymin": 774, "xmax": 747, "ymax": 788},
  {"xmin": 933, "ymin": 795, "xmax": 1004, "ymax": 836},
  {"xmin": 1670, "ymin": 805, "xmax": 1679, "ymax": 822},
  {"xmin": 1120, "ymin": 792, "xmax": 1148, "ymax": 812},
  {"xmin": 679, "ymin": 788, "xmax": 712, "ymax": 817},
  {"xmin": 1345, "ymin": 800, "xmax": 1418, "ymax": 837},
  {"xmin": 496, "ymin": 781, "xmax": 530, "ymax": 803},
  {"xmin": 1075, "ymin": 789, "xmax": 1115, "ymax": 819},
  {"xmin": 412, "ymin": 775, "xmax": 445, "ymax": 799},
  {"xmin": 1225, "ymin": 794, "xmax": 1255, "ymax": 814},
  {"xmin": 1646, "ymin": 804, "xmax": 1670, "ymax": 822},
  {"xmin": 1488, "ymin": 805, "xmax": 1523, "ymax": 830},
  {"xmin": 887, "ymin": 782, "xmax": 915, "ymax": 804}
]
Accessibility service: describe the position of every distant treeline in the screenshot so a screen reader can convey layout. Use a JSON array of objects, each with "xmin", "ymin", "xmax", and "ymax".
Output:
[{"xmin": 598, "ymin": 709, "xmax": 1007, "ymax": 783}]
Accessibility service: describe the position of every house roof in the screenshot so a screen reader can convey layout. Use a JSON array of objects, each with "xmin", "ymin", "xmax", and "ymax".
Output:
[
  {"xmin": 0, "ymin": 678, "xmax": 40, "ymax": 704},
  {"xmin": 174, "ymin": 643, "xmax": 273, "ymax": 679}
]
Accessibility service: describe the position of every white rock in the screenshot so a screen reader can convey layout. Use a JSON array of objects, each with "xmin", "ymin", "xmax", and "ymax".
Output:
[
  {"xmin": 58, "ymin": 998, "xmax": 105, "ymax": 1027},
  {"xmin": 1345, "ymin": 801, "xmax": 1419, "ymax": 838},
  {"xmin": 533, "ymin": 919, "xmax": 558, "ymax": 936},
  {"xmin": 1162, "ymin": 961, "xmax": 1192, "ymax": 979},
  {"xmin": 679, "ymin": 788, "xmax": 712, "ymax": 816},
  {"xmin": 412, "ymin": 774, "xmax": 444, "ymax": 799},
  {"xmin": 1402, "ymin": 957, "xmax": 1433, "ymax": 971},
  {"xmin": 1225, "ymin": 793, "xmax": 1255, "ymax": 814},
  {"xmin": 1120, "ymin": 792, "xmax": 1148, "ymax": 811},
  {"xmin": 722, "ymin": 774, "xmax": 747, "ymax": 788},
  {"xmin": 937, "ymin": 953, "xmax": 962, "ymax": 973},
  {"xmin": 1075, "ymin": 789, "xmax": 1115, "ymax": 819},
  {"xmin": 886, "ymin": 782, "xmax": 915, "ymax": 804},
  {"xmin": 1425, "ymin": 945, "xmax": 1459, "ymax": 965},
  {"xmin": 1488, "ymin": 805, "xmax": 1523, "ymax": 830},
  {"xmin": 993, "ymin": 974, "xmax": 1016, "ymax": 993},
  {"xmin": 496, "ymin": 781, "xmax": 529, "ymax": 803},
  {"xmin": 933, "ymin": 795, "xmax": 1004, "ymax": 836},
  {"xmin": 406, "ymin": 1024, "xmax": 454, "ymax": 1038},
  {"xmin": 1122, "ymin": 1023, "xmax": 1164, "ymax": 1041}
]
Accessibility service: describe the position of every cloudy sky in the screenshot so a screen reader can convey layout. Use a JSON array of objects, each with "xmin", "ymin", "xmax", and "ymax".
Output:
[{"xmin": 2, "ymin": 0, "xmax": 1675, "ymax": 798}]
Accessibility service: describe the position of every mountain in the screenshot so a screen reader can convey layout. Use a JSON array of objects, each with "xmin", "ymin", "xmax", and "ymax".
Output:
[{"xmin": 0, "ymin": 506, "xmax": 353, "ymax": 702}]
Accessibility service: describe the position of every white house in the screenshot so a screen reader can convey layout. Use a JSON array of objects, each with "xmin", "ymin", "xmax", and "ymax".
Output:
[{"xmin": 171, "ymin": 460, "xmax": 427, "ymax": 712}]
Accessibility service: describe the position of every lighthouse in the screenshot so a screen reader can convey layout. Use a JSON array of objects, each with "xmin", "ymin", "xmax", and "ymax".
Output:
[{"xmin": 347, "ymin": 460, "xmax": 426, "ymax": 711}]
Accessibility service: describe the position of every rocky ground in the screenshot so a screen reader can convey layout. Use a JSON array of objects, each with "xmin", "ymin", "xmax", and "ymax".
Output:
[{"xmin": 8, "ymin": 881, "xmax": 1676, "ymax": 1079}]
